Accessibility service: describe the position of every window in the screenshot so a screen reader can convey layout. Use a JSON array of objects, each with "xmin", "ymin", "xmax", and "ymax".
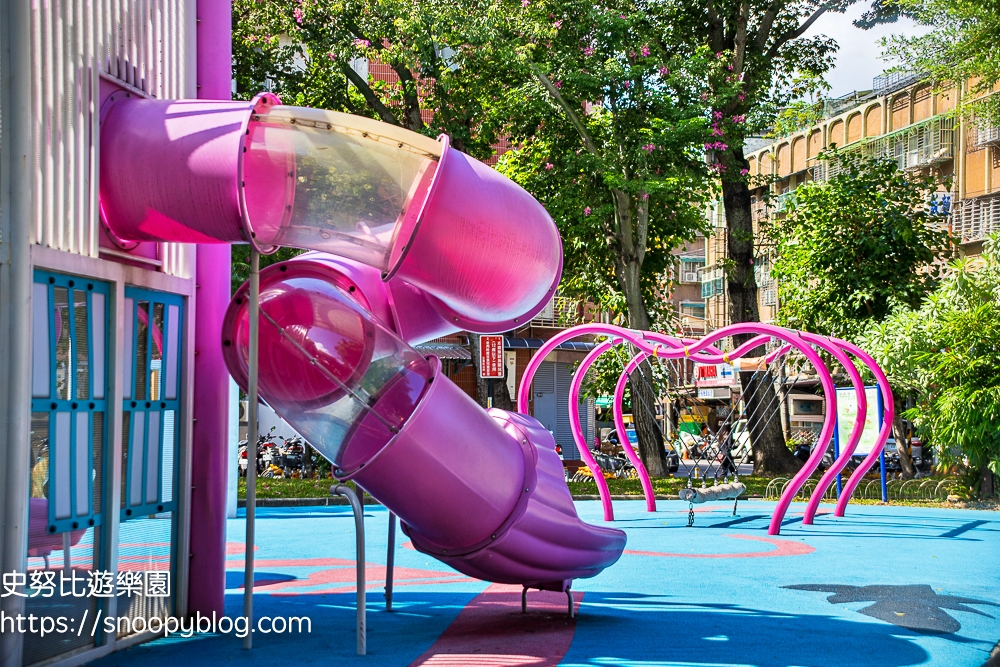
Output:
[
  {"xmin": 680, "ymin": 302, "xmax": 705, "ymax": 319},
  {"xmin": 26, "ymin": 271, "xmax": 110, "ymax": 663},
  {"xmin": 120, "ymin": 288, "xmax": 184, "ymax": 520},
  {"xmin": 117, "ymin": 287, "xmax": 185, "ymax": 633}
]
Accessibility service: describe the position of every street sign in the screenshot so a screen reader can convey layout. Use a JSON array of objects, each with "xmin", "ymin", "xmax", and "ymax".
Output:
[
  {"xmin": 836, "ymin": 386, "xmax": 883, "ymax": 456},
  {"xmin": 479, "ymin": 335, "xmax": 505, "ymax": 378},
  {"xmin": 695, "ymin": 363, "xmax": 736, "ymax": 387}
]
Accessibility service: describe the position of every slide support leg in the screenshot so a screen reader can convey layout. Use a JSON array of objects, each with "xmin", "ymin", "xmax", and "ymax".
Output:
[
  {"xmin": 385, "ymin": 512, "xmax": 396, "ymax": 611},
  {"xmin": 333, "ymin": 484, "xmax": 366, "ymax": 656}
]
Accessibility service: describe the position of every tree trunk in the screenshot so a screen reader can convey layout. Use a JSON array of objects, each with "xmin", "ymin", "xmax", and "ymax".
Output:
[
  {"xmin": 721, "ymin": 149, "xmax": 801, "ymax": 476},
  {"xmin": 980, "ymin": 463, "xmax": 996, "ymax": 499},
  {"xmin": 891, "ymin": 409, "xmax": 917, "ymax": 480},
  {"xmin": 617, "ymin": 258, "xmax": 671, "ymax": 477}
]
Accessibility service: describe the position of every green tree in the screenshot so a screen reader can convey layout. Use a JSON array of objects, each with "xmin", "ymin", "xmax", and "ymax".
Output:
[
  {"xmin": 769, "ymin": 148, "xmax": 952, "ymax": 340},
  {"xmin": 233, "ymin": 0, "xmax": 506, "ymax": 158},
  {"xmin": 232, "ymin": 0, "xmax": 720, "ymax": 474},
  {"xmin": 491, "ymin": 0, "xmax": 717, "ymax": 475},
  {"xmin": 652, "ymin": 0, "xmax": 887, "ymax": 473},
  {"xmin": 863, "ymin": 0, "xmax": 1000, "ymax": 123},
  {"xmin": 768, "ymin": 148, "xmax": 952, "ymax": 478},
  {"xmin": 864, "ymin": 239, "xmax": 1000, "ymax": 497}
]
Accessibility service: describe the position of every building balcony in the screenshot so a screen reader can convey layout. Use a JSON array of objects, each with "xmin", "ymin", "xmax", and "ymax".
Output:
[
  {"xmin": 951, "ymin": 192, "xmax": 1000, "ymax": 244},
  {"xmin": 774, "ymin": 191, "xmax": 796, "ymax": 213},
  {"xmin": 699, "ymin": 266, "xmax": 726, "ymax": 299},
  {"xmin": 810, "ymin": 144, "xmax": 864, "ymax": 183},
  {"xmin": 970, "ymin": 124, "xmax": 1000, "ymax": 150},
  {"xmin": 530, "ymin": 295, "xmax": 582, "ymax": 328},
  {"xmin": 866, "ymin": 116, "xmax": 955, "ymax": 172}
]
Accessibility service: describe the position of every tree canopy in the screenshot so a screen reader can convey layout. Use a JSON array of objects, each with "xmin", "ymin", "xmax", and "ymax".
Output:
[
  {"xmin": 864, "ymin": 239, "xmax": 1000, "ymax": 497},
  {"xmin": 871, "ymin": 0, "xmax": 1000, "ymax": 122},
  {"xmin": 767, "ymin": 148, "xmax": 953, "ymax": 340}
]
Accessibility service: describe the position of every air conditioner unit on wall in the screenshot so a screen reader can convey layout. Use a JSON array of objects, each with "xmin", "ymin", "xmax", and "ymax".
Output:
[{"xmin": 683, "ymin": 272, "xmax": 699, "ymax": 283}]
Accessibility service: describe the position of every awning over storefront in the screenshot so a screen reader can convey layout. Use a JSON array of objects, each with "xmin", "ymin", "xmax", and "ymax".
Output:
[{"xmin": 415, "ymin": 342, "xmax": 472, "ymax": 360}]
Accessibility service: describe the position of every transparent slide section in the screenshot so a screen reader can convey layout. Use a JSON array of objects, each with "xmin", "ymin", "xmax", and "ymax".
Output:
[{"xmin": 222, "ymin": 264, "xmax": 625, "ymax": 588}]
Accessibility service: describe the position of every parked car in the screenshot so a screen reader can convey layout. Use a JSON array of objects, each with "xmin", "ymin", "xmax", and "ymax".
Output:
[{"xmin": 623, "ymin": 428, "xmax": 680, "ymax": 473}]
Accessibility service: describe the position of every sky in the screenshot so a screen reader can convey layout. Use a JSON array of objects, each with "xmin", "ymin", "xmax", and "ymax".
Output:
[{"xmin": 802, "ymin": 4, "xmax": 930, "ymax": 98}]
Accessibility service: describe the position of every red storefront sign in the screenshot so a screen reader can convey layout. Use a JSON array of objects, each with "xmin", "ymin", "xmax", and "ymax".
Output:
[{"xmin": 479, "ymin": 335, "xmax": 505, "ymax": 378}]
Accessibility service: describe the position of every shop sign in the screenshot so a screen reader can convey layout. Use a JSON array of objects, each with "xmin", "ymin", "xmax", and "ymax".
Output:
[{"xmin": 695, "ymin": 363, "xmax": 736, "ymax": 387}]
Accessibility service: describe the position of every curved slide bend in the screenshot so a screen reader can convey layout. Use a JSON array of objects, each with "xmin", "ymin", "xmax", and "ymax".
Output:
[{"xmin": 98, "ymin": 94, "xmax": 625, "ymax": 589}]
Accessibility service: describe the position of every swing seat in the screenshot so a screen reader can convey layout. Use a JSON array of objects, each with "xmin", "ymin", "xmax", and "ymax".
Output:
[{"xmin": 679, "ymin": 481, "xmax": 746, "ymax": 504}]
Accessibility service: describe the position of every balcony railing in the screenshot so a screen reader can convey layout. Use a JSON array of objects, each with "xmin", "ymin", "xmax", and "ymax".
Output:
[
  {"xmin": 699, "ymin": 266, "xmax": 726, "ymax": 298},
  {"xmin": 866, "ymin": 116, "xmax": 955, "ymax": 171},
  {"xmin": 774, "ymin": 192, "xmax": 796, "ymax": 213},
  {"xmin": 873, "ymin": 70, "xmax": 926, "ymax": 96},
  {"xmin": 810, "ymin": 144, "xmax": 864, "ymax": 183},
  {"xmin": 760, "ymin": 285, "xmax": 778, "ymax": 307},
  {"xmin": 951, "ymin": 193, "xmax": 1000, "ymax": 244},
  {"xmin": 970, "ymin": 124, "xmax": 1000, "ymax": 150},
  {"xmin": 530, "ymin": 295, "xmax": 581, "ymax": 327}
]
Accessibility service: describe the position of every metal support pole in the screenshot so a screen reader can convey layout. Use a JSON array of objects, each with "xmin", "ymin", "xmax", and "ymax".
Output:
[
  {"xmin": 567, "ymin": 589, "xmax": 575, "ymax": 618},
  {"xmin": 833, "ymin": 415, "xmax": 843, "ymax": 498},
  {"xmin": 385, "ymin": 512, "xmax": 396, "ymax": 611},
  {"xmin": 880, "ymin": 451, "xmax": 888, "ymax": 503},
  {"xmin": 0, "ymin": 0, "xmax": 35, "ymax": 662},
  {"xmin": 242, "ymin": 250, "xmax": 260, "ymax": 650},
  {"xmin": 332, "ymin": 484, "xmax": 366, "ymax": 655}
]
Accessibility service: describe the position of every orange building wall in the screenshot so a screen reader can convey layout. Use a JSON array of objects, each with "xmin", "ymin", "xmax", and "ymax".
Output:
[
  {"xmin": 965, "ymin": 147, "xmax": 987, "ymax": 198},
  {"xmin": 777, "ymin": 143, "xmax": 790, "ymax": 176},
  {"xmin": 991, "ymin": 148, "xmax": 1000, "ymax": 195},
  {"xmin": 808, "ymin": 129, "xmax": 823, "ymax": 158},
  {"xmin": 913, "ymin": 85, "xmax": 933, "ymax": 122},
  {"xmin": 891, "ymin": 94, "xmax": 910, "ymax": 130},
  {"xmin": 846, "ymin": 113, "xmax": 863, "ymax": 144},
  {"xmin": 760, "ymin": 153, "xmax": 773, "ymax": 175},
  {"xmin": 791, "ymin": 136, "xmax": 806, "ymax": 172},
  {"xmin": 828, "ymin": 120, "xmax": 844, "ymax": 147},
  {"xmin": 865, "ymin": 105, "xmax": 882, "ymax": 137}
]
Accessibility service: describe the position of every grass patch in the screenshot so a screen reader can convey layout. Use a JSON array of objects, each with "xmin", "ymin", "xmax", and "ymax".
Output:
[
  {"xmin": 238, "ymin": 474, "xmax": 991, "ymax": 510},
  {"xmin": 566, "ymin": 475, "xmax": 774, "ymax": 497},
  {"xmin": 238, "ymin": 477, "xmax": 339, "ymax": 499}
]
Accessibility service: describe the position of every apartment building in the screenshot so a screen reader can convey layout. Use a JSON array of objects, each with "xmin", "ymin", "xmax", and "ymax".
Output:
[{"xmin": 701, "ymin": 73, "xmax": 1000, "ymax": 331}]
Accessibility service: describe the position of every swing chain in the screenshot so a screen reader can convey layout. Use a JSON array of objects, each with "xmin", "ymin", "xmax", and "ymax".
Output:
[{"xmin": 687, "ymin": 501, "xmax": 695, "ymax": 528}]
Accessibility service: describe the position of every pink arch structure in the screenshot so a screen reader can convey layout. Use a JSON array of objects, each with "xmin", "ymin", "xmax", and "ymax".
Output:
[{"xmin": 517, "ymin": 323, "xmax": 893, "ymax": 534}]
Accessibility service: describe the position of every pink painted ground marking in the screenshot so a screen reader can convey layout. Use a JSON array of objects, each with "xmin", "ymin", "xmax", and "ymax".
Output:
[
  {"xmin": 409, "ymin": 583, "xmax": 583, "ymax": 667},
  {"xmin": 624, "ymin": 534, "xmax": 815, "ymax": 559}
]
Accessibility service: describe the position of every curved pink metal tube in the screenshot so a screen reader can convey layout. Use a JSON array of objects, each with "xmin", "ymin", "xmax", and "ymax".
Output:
[
  {"xmin": 518, "ymin": 325, "xmax": 643, "ymax": 521},
  {"xmin": 678, "ymin": 323, "xmax": 838, "ymax": 535},
  {"xmin": 515, "ymin": 323, "xmax": 863, "ymax": 532},
  {"xmin": 798, "ymin": 332, "xmax": 867, "ymax": 524},
  {"xmin": 568, "ymin": 338, "xmax": 659, "ymax": 515},
  {"xmin": 605, "ymin": 329, "xmax": 748, "ymax": 513},
  {"xmin": 832, "ymin": 338, "xmax": 895, "ymax": 517},
  {"xmin": 609, "ymin": 346, "xmax": 666, "ymax": 513},
  {"xmin": 568, "ymin": 339, "xmax": 624, "ymax": 520}
]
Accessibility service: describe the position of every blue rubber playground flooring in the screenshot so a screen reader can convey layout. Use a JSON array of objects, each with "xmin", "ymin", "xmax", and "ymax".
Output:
[{"xmin": 93, "ymin": 500, "xmax": 1000, "ymax": 667}]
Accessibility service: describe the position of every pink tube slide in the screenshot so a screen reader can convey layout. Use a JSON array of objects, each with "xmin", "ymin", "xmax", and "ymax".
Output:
[
  {"xmin": 99, "ymin": 96, "xmax": 561, "ymax": 332},
  {"xmin": 221, "ymin": 260, "xmax": 625, "ymax": 588}
]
